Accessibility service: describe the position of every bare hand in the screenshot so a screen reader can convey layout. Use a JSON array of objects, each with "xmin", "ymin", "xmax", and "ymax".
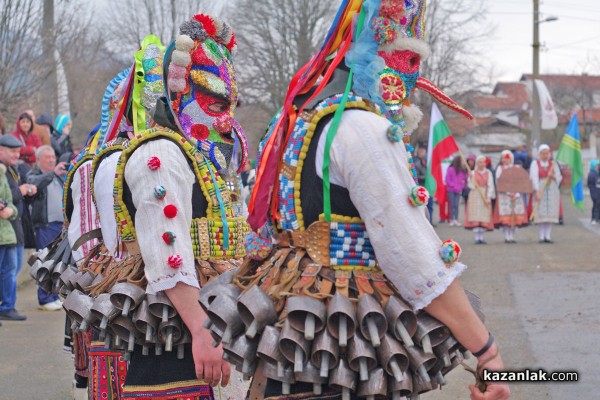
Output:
[
  {"xmin": 19, "ymin": 184, "xmax": 36, "ymax": 196},
  {"xmin": 470, "ymin": 383, "xmax": 511, "ymax": 400},
  {"xmin": 0, "ymin": 206, "xmax": 14, "ymax": 219},
  {"xmin": 469, "ymin": 346, "xmax": 511, "ymax": 399},
  {"xmin": 54, "ymin": 162, "xmax": 67, "ymax": 176},
  {"xmin": 536, "ymin": 192, "xmax": 541, "ymax": 201},
  {"xmin": 192, "ymin": 330, "xmax": 231, "ymax": 387}
]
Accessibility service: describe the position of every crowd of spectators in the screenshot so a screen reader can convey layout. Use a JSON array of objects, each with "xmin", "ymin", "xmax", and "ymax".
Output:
[{"xmin": 0, "ymin": 110, "xmax": 75, "ymax": 322}]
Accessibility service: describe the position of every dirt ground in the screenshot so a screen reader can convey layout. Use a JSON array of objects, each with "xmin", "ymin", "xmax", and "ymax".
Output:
[{"xmin": 0, "ymin": 195, "xmax": 597, "ymax": 399}]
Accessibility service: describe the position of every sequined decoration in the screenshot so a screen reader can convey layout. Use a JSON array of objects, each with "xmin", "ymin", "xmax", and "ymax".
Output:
[{"xmin": 154, "ymin": 185, "xmax": 167, "ymax": 200}]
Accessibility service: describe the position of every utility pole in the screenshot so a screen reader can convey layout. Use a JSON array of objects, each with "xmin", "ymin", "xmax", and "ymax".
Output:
[
  {"xmin": 531, "ymin": 1, "xmax": 558, "ymax": 157},
  {"xmin": 531, "ymin": 0, "xmax": 541, "ymax": 157}
]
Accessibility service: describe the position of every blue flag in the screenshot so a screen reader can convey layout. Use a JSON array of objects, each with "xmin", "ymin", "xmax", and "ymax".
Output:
[{"xmin": 556, "ymin": 115, "xmax": 584, "ymax": 211}]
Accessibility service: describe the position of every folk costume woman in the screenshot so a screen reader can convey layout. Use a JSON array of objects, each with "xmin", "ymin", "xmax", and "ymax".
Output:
[
  {"xmin": 494, "ymin": 150, "xmax": 529, "ymax": 243},
  {"xmin": 464, "ymin": 156, "xmax": 495, "ymax": 243},
  {"xmin": 529, "ymin": 144, "xmax": 562, "ymax": 243},
  {"xmin": 204, "ymin": 1, "xmax": 510, "ymax": 400}
]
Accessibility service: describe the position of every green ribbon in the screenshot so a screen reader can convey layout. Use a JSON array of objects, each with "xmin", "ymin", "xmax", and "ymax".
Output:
[{"xmin": 322, "ymin": 6, "xmax": 367, "ymax": 222}]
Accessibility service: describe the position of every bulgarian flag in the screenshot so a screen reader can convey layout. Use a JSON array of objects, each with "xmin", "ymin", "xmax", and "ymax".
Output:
[
  {"xmin": 425, "ymin": 103, "xmax": 460, "ymax": 206},
  {"xmin": 556, "ymin": 114, "xmax": 584, "ymax": 211}
]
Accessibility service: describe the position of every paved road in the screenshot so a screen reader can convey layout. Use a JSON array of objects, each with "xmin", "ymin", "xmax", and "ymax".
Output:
[{"xmin": 0, "ymin": 195, "xmax": 598, "ymax": 399}]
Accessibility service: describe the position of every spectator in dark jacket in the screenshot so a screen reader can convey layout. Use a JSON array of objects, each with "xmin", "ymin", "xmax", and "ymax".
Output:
[
  {"xmin": 588, "ymin": 159, "xmax": 600, "ymax": 224},
  {"xmin": 51, "ymin": 114, "xmax": 73, "ymax": 158},
  {"xmin": 27, "ymin": 145, "xmax": 68, "ymax": 309},
  {"xmin": 0, "ymin": 135, "xmax": 25, "ymax": 321}
]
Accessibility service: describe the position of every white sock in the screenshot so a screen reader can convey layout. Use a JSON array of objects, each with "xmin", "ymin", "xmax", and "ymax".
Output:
[
  {"xmin": 510, "ymin": 227, "xmax": 516, "ymax": 241},
  {"xmin": 502, "ymin": 227, "xmax": 510, "ymax": 240},
  {"xmin": 539, "ymin": 225, "xmax": 545, "ymax": 240},
  {"xmin": 545, "ymin": 223, "xmax": 552, "ymax": 240}
]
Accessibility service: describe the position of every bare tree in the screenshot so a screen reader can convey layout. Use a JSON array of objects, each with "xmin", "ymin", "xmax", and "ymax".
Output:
[
  {"xmin": 228, "ymin": 0, "xmax": 340, "ymax": 114},
  {"xmin": 411, "ymin": 0, "xmax": 496, "ymax": 144},
  {"xmin": 0, "ymin": 0, "xmax": 47, "ymax": 117},
  {"xmin": 104, "ymin": 0, "xmax": 224, "ymax": 53},
  {"xmin": 420, "ymin": 0, "xmax": 495, "ymax": 95}
]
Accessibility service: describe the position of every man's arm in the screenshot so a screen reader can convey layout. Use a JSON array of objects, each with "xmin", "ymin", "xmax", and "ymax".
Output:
[
  {"xmin": 328, "ymin": 110, "xmax": 510, "ymax": 399},
  {"xmin": 124, "ymin": 139, "xmax": 230, "ymax": 386}
]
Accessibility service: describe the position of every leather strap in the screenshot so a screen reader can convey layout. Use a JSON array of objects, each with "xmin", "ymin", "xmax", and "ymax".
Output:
[
  {"xmin": 335, "ymin": 270, "xmax": 351, "ymax": 297},
  {"xmin": 354, "ymin": 270, "xmax": 374, "ymax": 297},
  {"xmin": 247, "ymin": 360, "xmax": 267, "ymax": 400},
  {"xmin": 124, "ymin": 240, "xmax": 141, "ymax": 256},
  {"xmin": 370, "ymin": 271, "xmax": 394, "ymax": 306},
  {"xmin": 72, "ymin": 228, "xmax": 103, "ymax": 251}
]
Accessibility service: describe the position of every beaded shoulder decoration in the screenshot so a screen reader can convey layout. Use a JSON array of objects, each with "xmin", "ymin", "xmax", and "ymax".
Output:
[
  {"xmin": 273, "ymin": 93, "xmax": 379, "ymax": 232},
  {"xmin": 113, "ymin": 127, "xmax": 248, "ymax": 260}
]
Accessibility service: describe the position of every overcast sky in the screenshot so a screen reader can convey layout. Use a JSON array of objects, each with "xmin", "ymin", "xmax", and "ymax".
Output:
[
  {"xmin": 93, "ymin": 0, "xmax": 599, "ymax": 84},
  {"xmin": 487, "ymin": 0, "xmax": 600, "ymax": 82}
]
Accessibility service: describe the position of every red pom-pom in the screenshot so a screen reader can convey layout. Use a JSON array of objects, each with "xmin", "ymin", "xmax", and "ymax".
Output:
[
  {"xmin": 162, "ymin": 231, "xmax": 176, "ymax": 245},
  {"xmin": 147, "ymin": 156, "xmax": 161, "ymax": 171},
  {"xmin": 164, "ymin": 204, "xmax": 178, "ymax": 218},
  {"xmin": 167, "ymin": 254, "xmax": 183, "ymax": 269},
  {"xmin": 193, "ymin": 15, "xmax": 217, "ymax": 36},
  {"xmin": 190, "ymin": 124, "xmax": 211, "ymax": 141}
]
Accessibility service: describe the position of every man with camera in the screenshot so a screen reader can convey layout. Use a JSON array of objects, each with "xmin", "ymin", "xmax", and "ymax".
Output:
[
  {"xmin": 27, "ymin": 145, "xmax": 67, "ymax": 310},
  {"xmin": 0, "ymin": 135, "xmax": 26, "ymax": 321}
]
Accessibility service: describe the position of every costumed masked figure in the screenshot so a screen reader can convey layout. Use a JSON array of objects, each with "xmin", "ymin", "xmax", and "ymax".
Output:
[
  {"xmin": 205, "ymin": 1, "xmax": 510, "ymax": 400},
  {"xmin": 464, "ymin": 156, "xmax": 496, "ymax": 244},
  {"xmin": 529, "ymin": 144, "xmax": 562, "ymax": 243},
  {"xmin": 30, "ymin": 15, "xmax": 249, "ymax": 400},
  {"xmin": 29, "ymin": 35, "xmax": 165, "ymax": 400},
  {"xmin": 493, "ymin": 150, "xmax": 532, "ymax": 243}
]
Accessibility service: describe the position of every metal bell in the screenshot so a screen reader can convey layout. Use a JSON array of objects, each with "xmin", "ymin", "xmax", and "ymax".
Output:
[
  {"xmin": 286, "ymin": 295, "xmax": 327, "ymax": 341},
  {"xmin": 111, "ymin": 315, "xmax": 142, "ymax": 353},
  {"xmin": 384, "ymin": 296, "xmax": 417, "ymax": 346},
  {"xmin": 91, "ymin": 293, "xmax": 120, "ymax": 340},
  {"xmin": 294, "ymin": 360, "xmax": 327, "ymax": 395},
  {"xmin": 389, "ymin": 369, "xmax": 413, "ymax": 400},
  {"xmin": 357, "ymin": 294, "xmax": 387, "ymax": 348},
  {"xmin": 279, "ymin": 320, "xmax": 310, "ymax": 374},
  {"xmin": 356, "ymin": 367, "xmax": 388, "ymax": 400},
  {"xmin": 376, "ymin": 334, "xmax": 409, "ymax": 383},
  {"xmin": 414, "ymin": 312, "xmax": 449, "ymax": 354},
  {"xmin": 257, "ymin": 325, "xmax": 288, "ymax": 378},
  {"xmin": 133, "ymin": 299, "xmax": 159, "ymax": 344},
  {"xmin": 328, "ymin": 358, "xmax": 357, "ymax": 400},
  {"xmin": 158, "ymin": 317, "xmax": 183, "ymax": 352},
  {"xmin": 223, "ymin": 333, "xmax": 258, "ymax": 375},
  {"xmin": 326, "ymin": 292, "xmax": 356, "ymax": 348},
  {"xmin": 109, "ymin": 282, "xmax": 146, "ymax": 317},
  {"xmin": 406, "ymin": 345, "xmax": 437, "ymax": 384},
  {"xmin": 237, "ymin": 285, "xmax": 276, "ymax": 339},
  {"xmin": 347, "ymin": 331, "xmax": 377, "ymax": 382},
  {"xmin": 262, "ymin": 359, "xmax": 296, "ymax": 395},
  {"xmin": 147, "ymin": 292, "xmax": 176, "ymax": 323},
  {"xmin": 310, "ymin": 326, "xmax": 339, "ymax": 379},
  {"xmin": 206, "ymin": 293, "xmax": 245, "ymax": 345}
]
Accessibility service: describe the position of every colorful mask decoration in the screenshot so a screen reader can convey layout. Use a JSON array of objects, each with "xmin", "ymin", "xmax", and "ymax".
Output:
[{"xmin": 165, "ymin": 15, "xmax": 247, "ymax": 172}]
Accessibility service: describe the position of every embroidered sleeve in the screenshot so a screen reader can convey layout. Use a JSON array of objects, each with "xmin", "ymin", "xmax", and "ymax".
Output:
[
  {"xmin": 67, "ymin": 160, "xmax": 100, "ymax": 264},
  {"xmin": 95, "ymin": 152, "xmax": 123, "ymax": 257},
  {"xmin": 327, "ymin": 110, "xmax": 466, "ymax": 310},
  {"xmin": 124, "ymin": 139, "xmax": 199, "ymax": 294}
]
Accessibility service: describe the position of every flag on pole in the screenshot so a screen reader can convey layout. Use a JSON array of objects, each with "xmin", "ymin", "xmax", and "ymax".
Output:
[
  {"xmin": 556, "ymin": 114, "xmax": 584, "ymax": 211},
  {"xmin": 425, "ymin": 103, "xmax": 460, "ymax": 206}
]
